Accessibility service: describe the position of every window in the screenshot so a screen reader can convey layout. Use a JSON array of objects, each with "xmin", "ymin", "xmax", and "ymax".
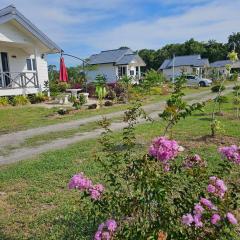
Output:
[
  {"xmin": 26, "ymin": 58, "xmax": 36, "ymax": 71},
  {"xmin": 130, "ymin": 70, "xmax": 134, "ymax": 76},
  {"xmin": 118, "ymin": 66, "xmax": 127, "ymax": 77}
]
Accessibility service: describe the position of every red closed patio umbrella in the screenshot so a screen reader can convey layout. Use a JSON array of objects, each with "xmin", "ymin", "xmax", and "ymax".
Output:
[{"xmin": 59, "ymin": 56, "xmax": 68, "ymax": 82}]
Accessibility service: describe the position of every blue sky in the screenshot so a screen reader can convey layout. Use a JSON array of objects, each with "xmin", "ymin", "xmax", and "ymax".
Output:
[{"xmin": 1, "ymin": 0, "xmax": 240, "ymax": 66}]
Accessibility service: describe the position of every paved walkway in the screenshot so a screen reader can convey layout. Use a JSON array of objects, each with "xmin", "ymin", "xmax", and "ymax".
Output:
[{"xmin": 0, "ymin": 86, "xmax": 233, "ymax": 165}]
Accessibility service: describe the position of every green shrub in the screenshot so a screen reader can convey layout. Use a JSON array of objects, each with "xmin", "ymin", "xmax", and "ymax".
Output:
[
  {"xmin": 141, "ymin": 69, "xmax": 165, "ymax": 92},
  {"xmin": 211, "ymin": 85, "xmax": 226, "ymax": 93},
  {"xmin": 69, "ymin": 95, "xmax": 77, "ymax": 103},
  {"xmin": 28, "ymin": 93, "xmax": 45, "ymax": 104},
  {"xmin": 0, "ymin": 97, "xmax": 10, "ymax": 107},
  {"xmin": 104, "ymin": 101, "xmax": 113, "ymax": 107},
  {"xmin": 214, "ymin": 96, "xmax": 228, "ymax": 113},
  {"xmin": 72, "ymin": 94, "xmax": 86, "ymax": 110},
  {"xmin": 106, "ymin": 88, "xmax": 117, "ymax": 100},
  {"xmin": 57, "ymin": 108, "xmax": 69, "ymax": 115},
  {"xmin": 233, "ymin": 85, "xmax": 240, "ymax": 91},
  {"xmin": 58, "ymin": 82, "xmax": 70, "ymax": 92},
  {"xmin": 88, "ymin": 103, "xmax": 97, "ymax": 109},
  {"xmin": 12, "ymin": 95, "xmax": 30, "ymax": 106},
  {"xmin": 230, "ymin": 72, "xmax": 239, "ymax": 82},
  {"xmin": 150, "ymin": 86, "xmax": 162, "ymax": 95}
]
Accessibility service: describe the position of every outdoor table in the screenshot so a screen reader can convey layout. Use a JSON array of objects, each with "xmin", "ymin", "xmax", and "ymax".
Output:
[{"xmin": 66, "ymin": 89, "xmax": 82, "ymax": 98}]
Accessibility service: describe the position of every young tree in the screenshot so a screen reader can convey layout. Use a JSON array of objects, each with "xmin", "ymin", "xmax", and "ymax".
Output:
[
  {"xmin": 94, "ymin": 75, "xmax": 107, "ymax": 108},
  {"xmin": 159, "ymin": 74, "xmax": 204, "ymax": 136}
]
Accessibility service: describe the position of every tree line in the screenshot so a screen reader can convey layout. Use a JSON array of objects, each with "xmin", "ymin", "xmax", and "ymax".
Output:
[{"xmin": 138, "ymin": 32, "xmax": 240, "ymax": 70}]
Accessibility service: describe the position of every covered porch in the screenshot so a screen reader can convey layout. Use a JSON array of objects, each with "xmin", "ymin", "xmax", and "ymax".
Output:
[{"xmin": 0, "ymin": 41, "xmax": 40, "ymax": 96}]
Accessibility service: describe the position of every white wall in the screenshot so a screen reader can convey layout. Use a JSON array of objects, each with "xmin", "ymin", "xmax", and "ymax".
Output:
[
  {"xmin": 0, "ymin": 22, "xmax": 49, "ymax": 96},
  {"xmin": 162, "ymin": 66, "xmax": 195, "ymax": 80},
  {"xmin": 87, "ymin": 64, "xmax": 117, "ymax": 83},
  {"xmin": 0, "ymin": 22, "xmax": 32, "ymax": 44}
]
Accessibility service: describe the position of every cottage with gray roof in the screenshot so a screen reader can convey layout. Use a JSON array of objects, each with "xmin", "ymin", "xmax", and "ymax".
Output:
[
  {"xmin": 159, "ymin": 55, "xmax": 209, "ymax": 80},
  {"xmin": 87, "ymin": 47, "xmax": 146, "ymax": 83},
  {"xmin": 210, "ymin": 60, "xmax": 240, "ymax": 75},
  {"xmin": 0, "ymin": 5, "xmax": 61, "ymax": 97}
]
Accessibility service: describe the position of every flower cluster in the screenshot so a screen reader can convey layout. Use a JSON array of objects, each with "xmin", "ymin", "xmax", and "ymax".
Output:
[
  {"xmin": 182, "ymin": 154, "xmax": 206, "ymax": 169},
  {"xmin": 207, "ymin": 176, "xmax": 227, "ymax": 198},
  {"xmin": 148, "ymin": 136, "xmax": 182, "ymax": 171},
  {"xmin": 182, "ymin": 198, "xmax": 216, "ymax": 228},
  {"xmin": 219, "ymin": 145, "xmax": 240, "ymax": 165},
  {"xmin": 95, "ymin": 219, "xmax": 117, "ymax": 240},
  {"xmin": 68, "ymin": 173, "xmax": 104, "ymax": 200},
  {"xmin": 182, "ymin": 177, "xmax": 238, "ymax": 228}
]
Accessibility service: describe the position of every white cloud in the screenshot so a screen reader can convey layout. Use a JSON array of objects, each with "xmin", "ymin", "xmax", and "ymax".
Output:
[
  {"xmin": 84, "ymin": 0, "xmax": 240, "ymax": 51},
  {"xmin": 1, "ymin": 0, "xmax": 239, "ymax": 62}
]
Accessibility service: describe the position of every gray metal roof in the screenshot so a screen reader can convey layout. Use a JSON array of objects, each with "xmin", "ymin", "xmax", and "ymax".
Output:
[
  {"xmin": 210, "ymin": 60, "xmax": 240, "ymax": 68},
  {"xmin": 0, "ymin": 5, "xmax": 61, "ymax": 53},
  {"xmin": 159, "ymin": 55, "xmax": 209, "ymax": 70},
  {"xmin": 116, "ymin": 54, "xmax": 146, "ymax": 66},
  {"xmin": 88, "ymin": 47, "xmax": 145, "ymax": 65}
]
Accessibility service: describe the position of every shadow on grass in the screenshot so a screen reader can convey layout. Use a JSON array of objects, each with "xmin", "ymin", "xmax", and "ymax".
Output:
[
  {"xmin": 0, "ymin": 230, "xmax": 15, "ymax": 240},
  {"xmin": 51, "ymin": 210, "xmax": 99, "ymax": 240}
]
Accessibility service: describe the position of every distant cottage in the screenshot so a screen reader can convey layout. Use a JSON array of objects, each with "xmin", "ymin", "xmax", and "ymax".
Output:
[
  {"xmin": 87, "ymin": 47, "xmax": 146, "ymax": 83},
  {"xmin": 159, "ymin": 55, "xmax": 209, "ymax": 80},
  {"xmin": 210, "ymin": 60, "xmax": 240, "ymax": 75}
]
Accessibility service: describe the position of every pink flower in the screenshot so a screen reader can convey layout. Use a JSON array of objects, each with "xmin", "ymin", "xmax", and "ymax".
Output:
[
  {"xmin": 101, "ymin": 231, "xmax": 110, "ymax": 240},
  {"xmin": 210, "ymin": 176, "xmax": 217, "ymax": 181},
  {"xmin": 207, "ymin": 184, "xmax": 216, "ymax": 193},
  {"xmin": 211, "ymin": 214, "xmax": 221, "ymax": 225},
  {"xmin": 94, "ymin": 231, "xmax": 102, "ymax": 240},
  {"xmin": 193, "ymin": 214, "xmax": 203, "ymax": 228},
  {"xmin": 182, "ymin": 214, "xmax": 194, "ymax": 226},
  {"xmin": 89, "ymin": 189, "xmax": 102, "ymax": 200},
  {"xmin": 149, "ymin": 137, "xmax": 181, "ymax": 171},
  {"xmin": 106, "ymin": 219, "xmax": 117, "ymax": 232},
  {"xmin": 200, "ymin": 198, "xmax": 216, "ymax": 210},
  {"xmin": 216, "ymin": 179, "xmax": 227, "ymax": 192},
  {"xmin": 183, "ymin": 154, "xmax": 206, "ymax": 169},
  {"xmin": 69, "ymin": 173, "xmax": 104, "ymax": 201},
  {"xmin": 94, "ymin": 219, "xmax": 117, "ymax": 240},
  {"xmin": 68, "ymin": 173, "xmax": 92, "ymax": 190},
  {"xmin": 94, "ymin": 184, "xmax": 105, "ymax": 192},
  {"xmin": 208, "ymin": 177, "xmax": 227, "ymax": 198},
  {"xmin": 219, "ymin": 145, "xmax": 240, "ymax": 165},
  {"xmin": 194, "ymin": 204, "xmax": 204, "ymax": 214},
  {"xmin": 226, "ymin": 213, "xmax": 238, "ymax": 225},
  {"xmin": 89, "ymin": 184, "xmax": 104, "ymax": 200}
]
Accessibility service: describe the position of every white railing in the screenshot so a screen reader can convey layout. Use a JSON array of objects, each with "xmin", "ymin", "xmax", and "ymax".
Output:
[{"xmin": 0, "ymin": 72, "xmax": 39, "ymax": 89}]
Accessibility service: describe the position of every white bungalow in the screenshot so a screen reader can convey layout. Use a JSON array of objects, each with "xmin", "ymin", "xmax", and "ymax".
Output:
[
  {"xmin": 0, "ymin": 5, "xmax": 61, "ymax": 97},
  {"xmin": 159, "ymin": 55, "xmax": 209, "ymax": 80},
  {"xmin": 87, "ymin": 47, "xmax": 146, "ymax": 83}
]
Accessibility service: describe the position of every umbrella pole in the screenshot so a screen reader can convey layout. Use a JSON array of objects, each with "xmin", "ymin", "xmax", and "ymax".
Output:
[{"xmin": 60, "ymin": 52, "xmax": 88, "ymax": 92}]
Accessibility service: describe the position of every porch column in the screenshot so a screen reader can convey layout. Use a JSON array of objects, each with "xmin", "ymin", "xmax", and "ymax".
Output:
[
  {"xmin": 138, "ymin": 66, "xmax": 141, "ymax": 79},
  {"xmin": 34, "ymin": 48, "xmax": 39, "ymax": 88}
]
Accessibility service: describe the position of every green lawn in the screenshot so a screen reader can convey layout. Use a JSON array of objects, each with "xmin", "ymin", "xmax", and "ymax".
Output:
[
  {"xmin": 0, "ymin": 86, "xmax": 214, "ymax": 135},
  {"xmin": 0, "ymin": 93, "xmax": 239, "ymax": 239}
]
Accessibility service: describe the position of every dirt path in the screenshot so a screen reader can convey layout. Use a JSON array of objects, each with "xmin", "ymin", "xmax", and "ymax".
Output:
[{"xmin": 0, "ymin": 87, "xmax": 233, "ymax": 165}]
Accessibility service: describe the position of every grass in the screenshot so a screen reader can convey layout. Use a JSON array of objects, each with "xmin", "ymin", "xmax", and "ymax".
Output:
[
  {"xmin": 0, "ymin": 86, "xmax": 217, "ymax": 135},
  {"xmin": 0, "ymin": 93, "xmax": 239, "ymax": 239},
  {"xmin": 0, "ymin": 104, "xmax": 128, "ymax": 135}
]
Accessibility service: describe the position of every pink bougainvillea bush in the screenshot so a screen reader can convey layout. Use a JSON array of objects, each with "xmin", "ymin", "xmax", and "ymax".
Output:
[
  {"xmin": 68, "ymin": 172, "xmax": 104, "ymax": 200},
  {"xmin": 148, "ymin": 136, "xmax": 183, "ymax": 171},
  {"xmin": 68, "ymin": 104, "xmax": 240, "ymax": 239},
  {"xmin": 219, "ymin": 145, "xmax": 240, "ymax": 165}
]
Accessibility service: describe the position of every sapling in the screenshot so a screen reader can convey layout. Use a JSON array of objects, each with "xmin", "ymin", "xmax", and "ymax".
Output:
[
  {"xmin": 211, "ymin": 50, "xmax": 238, "ymax": 135},
  {"xmin": 95, "ymin": 74, "xmax": 108, "ymax": 108},
  {"xmin": 159, "ymin": 74, "xmax": 204, "ymax": 137}
]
